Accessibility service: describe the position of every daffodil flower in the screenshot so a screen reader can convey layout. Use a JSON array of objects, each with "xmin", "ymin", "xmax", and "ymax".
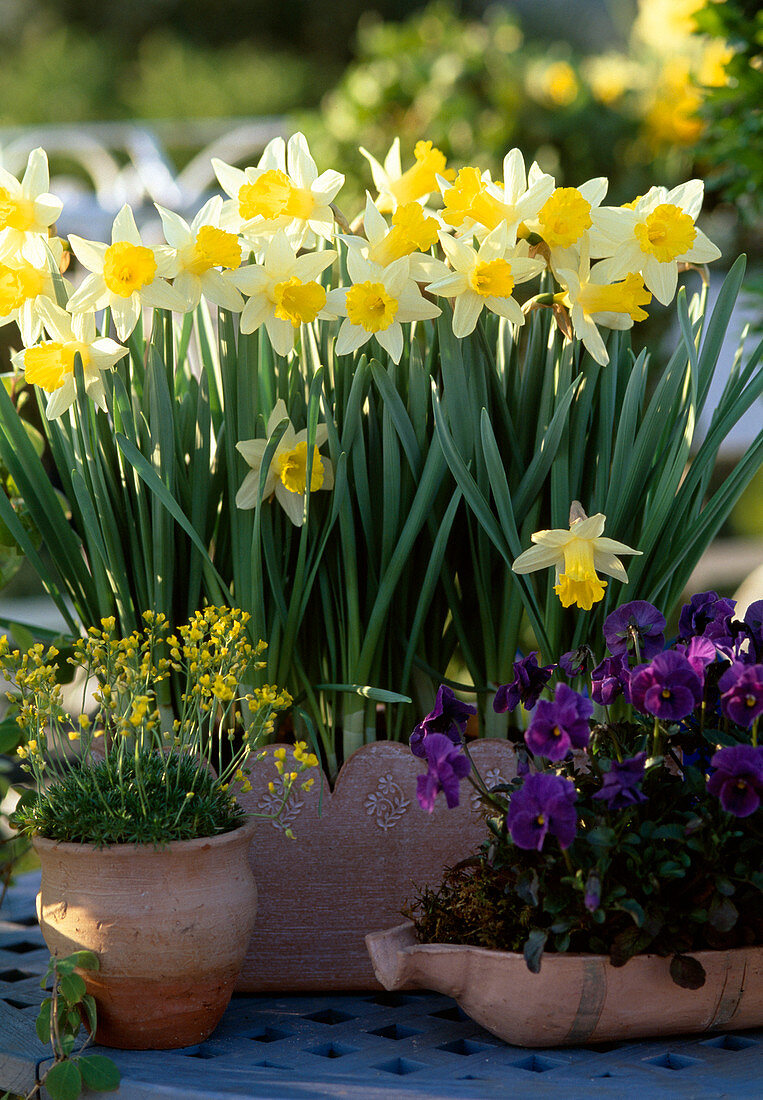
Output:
[
  {"xmin": 11, "ymin": 299, "xmax": 128, "ymax": 420},
  {"xmin": 324, "ymin": 248, "xmax": 440, "ymax": 364},
  {"xmin": 213, "ymin": 133, "xmax": 344, "ymax": 249},
  {"xmin": 154, "ymin": 196, "xmax": 244, "ymax": 313},
  {"xmin": 0, "ymin": 237, "xmax": 66, "ymax": 345},
  {"xmin": 0, "ymin": 148, "xmax": 63, "ymax": 266},
  {"xmin": 512, "ymin": 503, "xmax": 641, "ymax": 611},
  {"xmin": 554, "ymin": 240, "xmax": 652, "ymax": 366},
  {"xmin": 228, "ymin": 231, "xmax": 336, "ymax": 357},
  {"xmin": 589, "ymin": 180, "xmax": 721, "ymax": 305},
  {"xmin": 344, "ymin": 195, "xmax": 448, "ymax": 284},
  {"xmin": 524, "ymin": 177, "xmax": 608, "ymax": 274},
  {"xmin": 235, "ymin": 398, "xmax": 334, "ymax": 527},
  {"xmin": 426, "ymin": 227, "xmax": 545, "ymax": 337},
  {"xmin": 438, "ymin": 149, "xmax": 555, "ymax": 245},
  {"xmin": 360, "ymin": 138, "xmax": 454, "ymax": 214},
  {"xmin": 66, "ymin": 205, "xmax": 186, "ymax": 340}
]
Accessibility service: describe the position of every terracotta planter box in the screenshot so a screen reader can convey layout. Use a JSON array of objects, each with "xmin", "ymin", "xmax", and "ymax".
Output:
[
  {"xmin": 235, "ymin": 739, "xmax": 517, "ymax": 992},
  {"xmin": 366, "ymin": 921, "xmax": 763, "ymax": 1047}
]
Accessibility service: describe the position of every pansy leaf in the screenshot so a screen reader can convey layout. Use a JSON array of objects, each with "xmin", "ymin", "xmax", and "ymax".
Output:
[
  {"xmin": 708, "ymin": 896, "xmax": 738, "ymax": 932},
  {"xmin": 670, "ymin": 954, "xmax": 706, "ymax": 990},
  {"xmin": 522, "ymin": 928, "xmax": 547, "ymax": 974}
]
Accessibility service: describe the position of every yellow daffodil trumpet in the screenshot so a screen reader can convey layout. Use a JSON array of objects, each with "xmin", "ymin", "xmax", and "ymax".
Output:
[{"xmin": 512, "ymin": 502, "xmax": 642, "ymax": 611}]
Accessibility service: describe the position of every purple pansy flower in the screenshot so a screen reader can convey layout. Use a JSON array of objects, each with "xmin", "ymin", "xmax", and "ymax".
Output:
[
  {"xmin": 593, "ymin": 751, "xmax": 648, "ymax": 810},
  {"xmin": 591, "ymin": 655, "xmax": 629, "ymax": 706},
  {"xmin": 493, "ymin": 652, "xmax": 555, "ymax": 713},
  {"xmin": 558, "ymin": 646, "xmax": 594, "ymax": 678},
  {"xmin": 742, "ymin": 601, "xmax": 763, "ymax": 663},
  {"xmin": 410, "ymin": 685, "xmax": 476, "ymax": 758},
  {"xmin": 506, "ymin": 772, "xmax": 578, "ymax": 850},
  {"xmin": 525, "ymin": 683, "xmax": 593, "ymax": 761},
  {"xmin": 676, "ymin": 636, "xmax": 717, "ymax": 681},
  {"xmin": 415, "ymin": 733, "xmax": 472, "ymax": 813},
  {"xmin": 604, "ymin": 601, "xmax": 666, "ymax": 661},
  {"xmin": 678, "ymin": 591, "xmax": 736, "ymax": 646},
  {"xmin": 706, "ymin": 745, "xmax": 763, "ymax": 817},
  {"xmin": 629, "ymin": 651, "xmax": 703, "ymax": 721},
  {"xmin": 718, "ymin": 663, "xmax": 763, "ymax": 728}
]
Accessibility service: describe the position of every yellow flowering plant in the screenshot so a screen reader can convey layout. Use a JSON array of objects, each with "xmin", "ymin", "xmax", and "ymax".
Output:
[
  {"xmin": 1, "ymin": 607, "xmax": 310, "ymax": 845},
  {"xmin": 0, "ymin": 135, "xmax": 760, "ymax": 757}
]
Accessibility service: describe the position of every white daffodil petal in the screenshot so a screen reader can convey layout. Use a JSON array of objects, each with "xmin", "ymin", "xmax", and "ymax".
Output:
[{"xmin": 512, "ymin": 544, "xmax": 563, "ymax": 573}]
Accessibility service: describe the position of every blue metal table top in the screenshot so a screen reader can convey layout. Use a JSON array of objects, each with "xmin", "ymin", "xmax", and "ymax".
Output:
[{"xmin": 2, "ymin": 872, "xmax": 761, "ymax": 1099}]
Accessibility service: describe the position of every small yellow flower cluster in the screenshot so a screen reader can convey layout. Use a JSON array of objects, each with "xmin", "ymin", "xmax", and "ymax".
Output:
[{"xmin": 0, "ymin": 607, "xmax": 293, "ymax": 823}]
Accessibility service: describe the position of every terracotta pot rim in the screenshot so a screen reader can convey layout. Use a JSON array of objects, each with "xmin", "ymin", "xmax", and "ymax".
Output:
[
  {"xmin": 382, "ymin": 920, "xmax": 763, "ymax": 967},
  {"xmin": 31, "ymin": 811, "xmax": 258, "ymax": 856}
]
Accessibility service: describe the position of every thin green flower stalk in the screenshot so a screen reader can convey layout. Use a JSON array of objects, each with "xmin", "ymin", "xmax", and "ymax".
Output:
[{"xmin": 2, "ymin": 607, "xmax": 314, "ymax": 845}]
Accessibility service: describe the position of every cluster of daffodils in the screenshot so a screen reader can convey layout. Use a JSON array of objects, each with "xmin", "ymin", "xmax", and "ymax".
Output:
[
  {"xmin": 1, "ymin": 607, "xmax": 305, "ymax": 827},
  {"xmin": 2, "ymin": 137, "xmax": 720, "ymax": 530}
]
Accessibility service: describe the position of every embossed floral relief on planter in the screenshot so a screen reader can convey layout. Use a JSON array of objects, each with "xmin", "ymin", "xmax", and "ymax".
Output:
[{"xmin": 234, "ymin": 739, "xmax": 517, "ymax": 991}]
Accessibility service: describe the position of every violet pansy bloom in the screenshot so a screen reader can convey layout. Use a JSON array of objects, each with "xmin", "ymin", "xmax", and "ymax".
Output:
[
  {"xmin": 742, "ymin": 601, "xmax": 763, "ymax": 663},
  {"xmin": 410, "ymin": 685, "xmax": 476, "ymax": 758},
  {"xmin": 591, "ymin": 655, "xmax": 629, "ymax": 707},
  {"xmin": 558, "ymin": 646, "xmax": 593, "ymax": 678},
  {"xmin": 718, "ymin": 663, "xmax": 763, "ymax": 728},
  {"xmin": 603, "ymin": 600, "xmax": 665, "ymax": 661},
  {"xmin": 678, "ymin": 591, "xmax": 736, "ymax": 646},
  {"xmin": 676, "ymin": 636, "xmax": 717, "ymax": 681},
  {"xmin": 507, "ymin": 772, "xmax": 577, "ymax": 851},
  {"xmin": 415, "ymin": 732, "xmax": 472, "ymax": 813},
  {"xmin": 593, "ymin": 751, "xmax": 647, "ymax": 810},
  {"xmin": 584, "ymin": 872, "xmax": 601, "ymax": 913},
  {"xmin": 525, "ymin": 682, "xmax": 593, "ymax": 761},
  {"xmin": 706, "ymin": 745, "xmax": 763, "ymax": 817},
  {"xmin": 629, "ymin": 651, "xmax": 703, "ymax": 721},
  {"xmin": 493, "ymin": 652, "xmax": 555, "ymax": 713}
]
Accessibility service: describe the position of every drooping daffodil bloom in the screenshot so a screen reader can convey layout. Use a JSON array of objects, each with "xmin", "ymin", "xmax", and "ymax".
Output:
[
  {"xmin": 439, "ymin": 149, "xmax": 555, "ymax": 245},
  {"xmin": 512, "ymin": 502, "xmax": 642, "ymax": 611},
  {"xmin": 0, "ymin": 148, "xmax": 63, "ymax": 266},
  {"xmin": 324, "ymin": 248, "xmax": 440, "ymax": 364},
  {"xmin": 554, "ymin": 239, "xmax": 651, "ymax": 366},
  {"xmin": 359, "ymin": 138, "xmax": 454, "ymax": 214},
  {"xmin": 154, "ymin": 196, "xmax": 244, "ymax": 313},
  {"xmin": 235, "ymin": 399, "xmax": 334, "ymax": 527},
  {"xmin": 67, "ymin": 205, "xmax": 186, "ymax": 340},
  {"xmin": 228, "ymin": 231, "xmax": 336, "ymax": 357},
  {"xmin": 213, "ymin": 132, "xmax": 344, "ymax": 249},
  {"xmin": 11, "ymin": 298, "xmax": 128, "ymax": 420},
  {"xmin": 589, "ymin": 180, "xmax": 721, "ymax": 305},
  {"xmin": 426, "ymin": 227, "xmax": 545, "ymax": 337}
]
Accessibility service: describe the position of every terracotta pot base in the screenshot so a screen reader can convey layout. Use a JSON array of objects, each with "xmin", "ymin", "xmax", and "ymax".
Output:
[{"xmin": 366, "ymin": 921, "xmax": 763, "ymax": 1047}]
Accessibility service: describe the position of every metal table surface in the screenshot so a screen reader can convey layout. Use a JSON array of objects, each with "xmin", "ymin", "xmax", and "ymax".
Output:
[{"xmin": 1, "ymin": 872, "xmax": 761, "ymax": 1099}]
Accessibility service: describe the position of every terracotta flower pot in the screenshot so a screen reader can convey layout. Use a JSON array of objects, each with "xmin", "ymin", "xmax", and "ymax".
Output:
[
  {"xmin": 33, "ymin": 817, "xmax": 257, "ymax": 1049},
  {"xmin": 235, "ymin": 739, "xmax": 518, "ymax": 991},
  {"xmin": 366, "ymin": 921, "xmax": 763, "ymax": 1047}
]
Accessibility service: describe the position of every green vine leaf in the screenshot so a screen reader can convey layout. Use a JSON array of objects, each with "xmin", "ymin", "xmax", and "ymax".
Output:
[{"xmin": 44, "ymin": 1059, "xmax": 82, "ymax": 1100}]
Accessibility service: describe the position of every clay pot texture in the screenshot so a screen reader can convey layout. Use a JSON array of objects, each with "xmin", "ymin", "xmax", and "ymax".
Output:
[
  {"xmin": 235, "ymin": 739, "xmax": 518, "ymax": 991},
  {"xmin": 366, "ymin": 922, "xmax": 763, "ymax": 1047},
  {"xmin": 34, "ymin": 817, "xmax": 257, "ymax": 1049}
]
